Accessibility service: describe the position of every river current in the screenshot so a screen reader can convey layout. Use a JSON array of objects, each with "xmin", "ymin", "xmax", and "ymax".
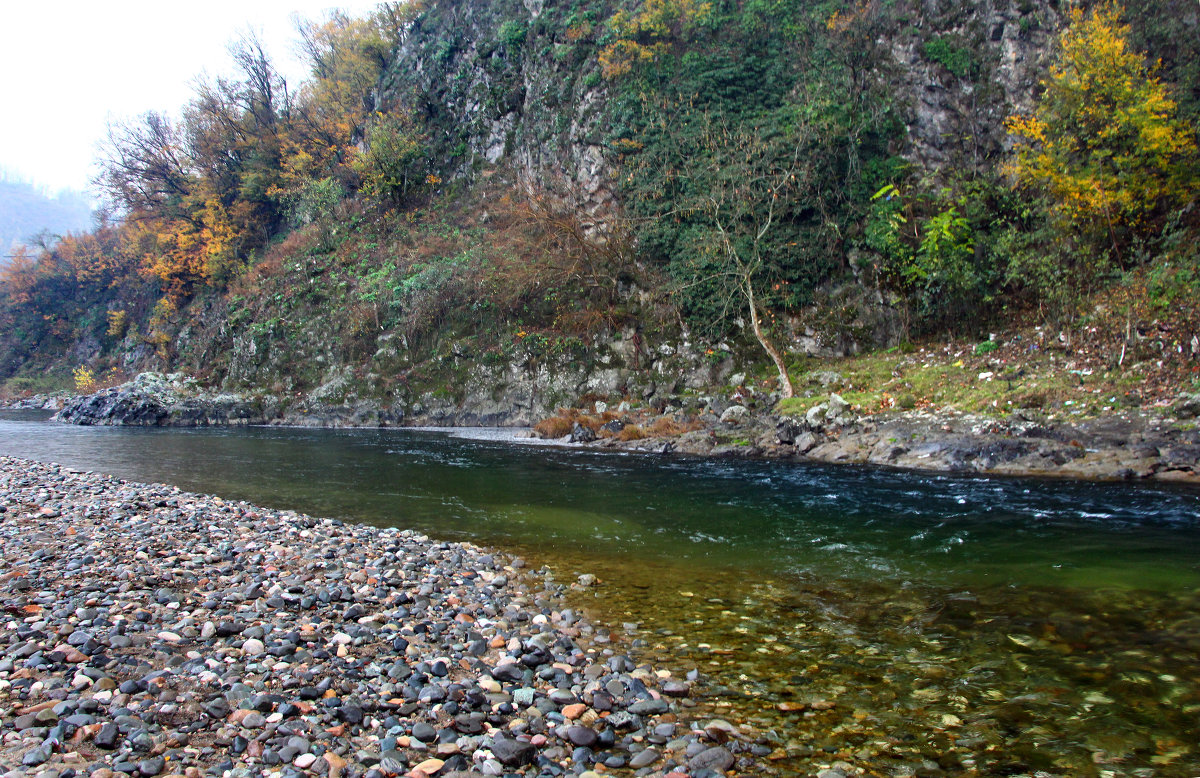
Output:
[{"xmin": 1, "ymin": 414, "xmax": 1198, "ymax": 776}]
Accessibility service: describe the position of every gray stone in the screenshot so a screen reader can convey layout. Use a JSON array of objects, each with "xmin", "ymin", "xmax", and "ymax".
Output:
[
  {"xmin": 627, "ymin": 699, "xmax": 669, "ymax": 715},
  {"xmin": 629, "ymin": 748, "xmax": 659, "ymax": 768},
  {"xmin": 720, "ymin": 405, "xmax": 749, "ymax": 423},
  {"xmin": 688, "ymin": 746, "xmax": 735, "ymax": 772},
  {"xmin": 489, "ymin": 737, "xmax": 535, "ymax": 767}
]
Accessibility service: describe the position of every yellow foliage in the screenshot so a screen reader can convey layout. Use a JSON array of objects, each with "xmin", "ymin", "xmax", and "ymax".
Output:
[
  {"xmin": 106, "ymin": 310, "xmax": 128, "ymax": 339},
  {"xmin": 1006, "ymin": 3, "xmax": 1198, "ymax": 247},
  {"xmin": 826, "ymin": 1, "xmax": 873, "ymax": 33},
  {"xmin": 599, "ymin": 0, "xmax": 713, "ymax": 78},
  {"xmin": 599, "ymin": 39, "xmax": 665, "ymax": 78},
  {"xmin": 72, "ymin": 366, "xmax": 96, "ymax": 393},
  {"xmin": 565, "ymin": 20, "xmax": 592, "ymax": 42}
]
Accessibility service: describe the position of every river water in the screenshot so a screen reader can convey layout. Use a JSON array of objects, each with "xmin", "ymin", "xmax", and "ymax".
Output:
[{"xmin": 2, "ymin": 413, "xmax": 1198, "ymax": 776}]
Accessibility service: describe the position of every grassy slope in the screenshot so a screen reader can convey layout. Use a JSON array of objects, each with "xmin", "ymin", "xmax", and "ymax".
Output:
[{"xmin": 777, "ymin": 269, "xmax": 1200, "ymax": 423}]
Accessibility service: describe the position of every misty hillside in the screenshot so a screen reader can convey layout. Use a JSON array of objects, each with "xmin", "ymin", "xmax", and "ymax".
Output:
[{"xmin": 0, "ymin": 178, "xmax": 94, "ymax": 260}]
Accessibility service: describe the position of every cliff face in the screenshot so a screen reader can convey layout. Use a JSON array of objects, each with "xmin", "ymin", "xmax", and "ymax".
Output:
[
  {"xmin": 378, "ymin": 0, "xmax": 1070, "ymax": 200},
  {"xmin": 888, "ymin": 0, "xmax": 1066, "ymax": 174},
  {"xmin": 379, "ymin": 0, "xmax": 617, "ymax": 213},
  {"xmin": 134, "ymin": 0, "xmax": 1098, "ymax": 400},
  {"xmin": 13, "ymin": 0, "xmax": 1198, "ymax": 416}
]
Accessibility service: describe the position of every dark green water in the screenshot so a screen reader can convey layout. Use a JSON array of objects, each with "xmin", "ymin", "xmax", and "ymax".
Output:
[{"xmin": 2, "ymin": 415, "xmax": 1199, "ymax": 776}]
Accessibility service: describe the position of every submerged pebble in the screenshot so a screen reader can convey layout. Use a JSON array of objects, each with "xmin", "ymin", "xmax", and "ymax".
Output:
[{"xmin": 0, "ymin": 456, "xmax": 744, "ymax": 777}]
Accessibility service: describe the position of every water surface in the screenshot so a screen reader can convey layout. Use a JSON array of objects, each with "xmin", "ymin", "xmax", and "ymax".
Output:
[{"xmin": 2, "ymin": 416, "xmax": 1198, "ymax": 775}]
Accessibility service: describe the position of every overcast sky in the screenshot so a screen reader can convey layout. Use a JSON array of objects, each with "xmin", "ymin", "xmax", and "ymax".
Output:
[{"xmin": 0, "ymin": 2, "xmax": 383, "ymax": 197}]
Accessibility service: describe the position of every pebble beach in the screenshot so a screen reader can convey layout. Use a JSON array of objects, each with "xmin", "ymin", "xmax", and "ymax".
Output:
[{"xmin": 0, "ymin": 457, "xmax": 763, "ymax": 778}]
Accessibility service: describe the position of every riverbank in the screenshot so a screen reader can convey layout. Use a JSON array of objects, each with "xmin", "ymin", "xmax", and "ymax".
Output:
[
  {"xmin": 553, "ymin": 401, "xmax": 1200, "ymax": 484},
  {"xmin": 0, "ymin": 457, "xmax": 765, "ymax": 778},
  {"xmin": 39, "ymin": 372, "xmax": 1200, "ymax": 483}
]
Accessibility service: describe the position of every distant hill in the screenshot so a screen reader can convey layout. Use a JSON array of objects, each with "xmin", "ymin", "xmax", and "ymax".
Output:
[{"xmin": 0, "ymin": 177, "xmax": 95, "ymax": 262}]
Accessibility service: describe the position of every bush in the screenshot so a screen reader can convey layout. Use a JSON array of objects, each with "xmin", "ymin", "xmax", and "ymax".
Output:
[
  {"xmin": 534, "ymin": 414, "xmax": 574, "ymax": 438},
  {"xmin": 922, "ymin": 36, "xmax": 974, "ymax": 78}
]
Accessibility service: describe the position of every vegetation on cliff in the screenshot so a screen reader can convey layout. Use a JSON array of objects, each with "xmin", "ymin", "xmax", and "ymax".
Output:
[{"xmin": 1, "ymin": 0, "xmax": 1197, "ymax": 417}]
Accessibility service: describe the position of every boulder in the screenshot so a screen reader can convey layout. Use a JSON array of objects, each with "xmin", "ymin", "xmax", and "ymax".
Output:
[
  {"xmin": 720, "ymin": 405, "xmax": 749, "ymax": 423},
  {"xmin": 569, "ymin": 422, "xmax": 597, "ymax": 443}
]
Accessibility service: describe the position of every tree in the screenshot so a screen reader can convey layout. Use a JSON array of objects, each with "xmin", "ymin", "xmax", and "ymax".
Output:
[
  {"xmin": 654, "ymin": 107, "xmax": 839, "ymax": 399},
  {"xmin": 353, "ymin": 110, "xmax": 428, "ymax": 206},
  {"xmin": 96, "ymin": 112, "xmax": 193, "ymax": 217},
  {"xmin": 1006, "ymin": 3, "xmax": 1198, "ymax": 260}
]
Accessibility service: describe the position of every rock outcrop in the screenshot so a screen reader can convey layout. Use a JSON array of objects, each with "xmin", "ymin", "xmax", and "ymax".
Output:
[{"xmin": 54, "ymin": 373, "xmax": 277, "ymax": 427}]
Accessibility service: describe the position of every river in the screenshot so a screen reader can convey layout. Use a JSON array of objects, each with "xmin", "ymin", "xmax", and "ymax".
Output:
[{"xmin": 2, "ymin": 412, "xmax": 1198, "ymax": 776}]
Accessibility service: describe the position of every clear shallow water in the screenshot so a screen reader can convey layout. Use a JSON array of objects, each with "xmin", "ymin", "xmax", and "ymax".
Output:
[{"xmin": 2, "ymin": 415, "xmax": 1200, "ymax": 775}]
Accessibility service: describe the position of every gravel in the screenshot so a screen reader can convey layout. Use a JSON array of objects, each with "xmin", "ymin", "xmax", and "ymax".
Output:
[{"xmin": 0, "ymin": 457, "xmax": 761, "ymax": 778}]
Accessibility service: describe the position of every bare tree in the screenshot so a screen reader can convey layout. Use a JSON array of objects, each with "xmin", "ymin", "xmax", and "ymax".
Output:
[{"xmin": 667, "ymin": 108, "xmax": 833, "ymax": 399}]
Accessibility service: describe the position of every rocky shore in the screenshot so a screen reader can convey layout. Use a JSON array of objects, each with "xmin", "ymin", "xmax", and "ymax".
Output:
[
  {"xmin": 587, "ymin": 399, "xmax": 1200, "ymax": 484},
  {"xmin": 42, "ymin": 373, "xmax": 1200, "ymax": 482},
  {"xmin": 50, "ymin": 375, "xmax": 532, "ymax": 430},
  {"xmin": 0, "ymin": 457, "xmax": 759, "ymax": 778}
]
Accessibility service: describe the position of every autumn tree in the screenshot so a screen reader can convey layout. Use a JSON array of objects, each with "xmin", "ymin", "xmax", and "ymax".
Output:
[
  {"xmin": 353, "ymin": 110, "xmax": 429, "ymax": 207},
  {"xmin": 285, "ymin": 12, "xmax": 391, "ymax": 185},
  {"xmin": 96, "ymin": 112, "xmax": 193, "ymax": 218},
  {"xmin": 1007, "ymin": 3, "xmax": 1198, "ymax": 260},
  {"xmin": 97, "ymin": 33, "xmax": 296, "ymax": 300},
  {"xmin": 276, "ymin": 6, "xmax": 423, "ymax": 222}
]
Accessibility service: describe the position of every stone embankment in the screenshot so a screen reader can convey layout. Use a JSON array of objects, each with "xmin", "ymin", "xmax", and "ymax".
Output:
[{"xmin": 0, "ymin": 457, "xmax": 756, "ymax": 778}]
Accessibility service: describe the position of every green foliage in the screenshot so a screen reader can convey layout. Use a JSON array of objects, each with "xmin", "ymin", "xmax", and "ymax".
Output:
[
  {"xmin": 1147, "ymin": 255, "xmax": 1200, "ymax": 311},
  {"xmin": 922, "ymin": 36, "xmax": 974, "ymax": 78},
  {"xmin": 865, "ymin": 183, "xmax": 994, "ymax": 331},
  {"xmin": 497, "ymin": 20, "xmax": 529, "ymax": 53},
  {"xmin": 281, "ymin": 177, "xmax": 346, "ymax": 228},
  {"xmin": 609, "ymin": 0, "xmax": 899, "ymax": 335},
  {"xmin": 354, "ymin": 111, "xmax": 429, "ymax": 206}
]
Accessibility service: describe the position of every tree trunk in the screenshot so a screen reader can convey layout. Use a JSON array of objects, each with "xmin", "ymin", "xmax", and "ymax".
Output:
[{"xmin": 743, "ymin": 277, "xmax": 795, "ymax": 399}]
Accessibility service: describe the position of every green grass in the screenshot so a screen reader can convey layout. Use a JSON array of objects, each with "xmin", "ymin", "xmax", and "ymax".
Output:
[{"xmin": 776, "ymin": 344, "xmax": 1151, "ymax": 420}]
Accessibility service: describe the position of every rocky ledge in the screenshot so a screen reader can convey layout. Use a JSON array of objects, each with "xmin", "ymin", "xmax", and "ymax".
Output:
[
  {"xmin": 52, "ymin": 375, "xmax": 278, "ymax": 428},
  {"xmin": 0, "ymin": 457, "xmax": 755, "ymax": 778},
  {"xmin": 570, "ymin": 394, "xmax": 1200, "ymax": 484},
  {"xmin": 50, "ymin": 375, "xmax": 520, "ymax": 429}
]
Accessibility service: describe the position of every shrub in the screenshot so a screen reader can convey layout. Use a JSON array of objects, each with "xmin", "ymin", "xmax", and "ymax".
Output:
[
  {"xmin": 534, "ymin": 414, "xmax": 574, "ymax": 438},
  {"xmin": 73, "ymin": 366, "xmax": 97, "ymax": 393},
  {"xmin": 616, "ymin": 424, "xmax": 647, "ymax": 441},
  {"xmin": 922, "ymin": 36, "xmax": 974, "ymax": 78}
]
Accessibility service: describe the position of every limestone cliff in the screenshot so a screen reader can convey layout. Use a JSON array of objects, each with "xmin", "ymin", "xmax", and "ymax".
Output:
[{"xmin": 379, "ymin": 0, "xmax": 616, "ymax": 212}]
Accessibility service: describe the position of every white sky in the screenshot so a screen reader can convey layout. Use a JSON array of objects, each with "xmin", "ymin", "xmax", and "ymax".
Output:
[{"xmin": 0, "ymin": 2, "xmax": 384, "ymax": 197}]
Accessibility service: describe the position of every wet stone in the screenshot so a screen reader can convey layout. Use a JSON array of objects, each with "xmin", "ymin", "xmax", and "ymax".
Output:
[
  {"xmin": 564, "ymin": 726, "xmax": 598, "ymax": 748},
  {"xmin": 0, "ymin": 457, "xmax": 720, "ymax": 778},
  {"xmin": 688, "ymin": 746, "xmax": 735, "ymax": 772},
  {"xmin": 488, "ymin": 737, "xmax": 535, "ymax": 767}
]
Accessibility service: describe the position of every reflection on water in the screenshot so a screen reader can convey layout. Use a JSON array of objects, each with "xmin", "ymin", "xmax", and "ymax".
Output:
[{"xmin": 2, "ymin": 416, "xmax": 1199, "ymax": 775}]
